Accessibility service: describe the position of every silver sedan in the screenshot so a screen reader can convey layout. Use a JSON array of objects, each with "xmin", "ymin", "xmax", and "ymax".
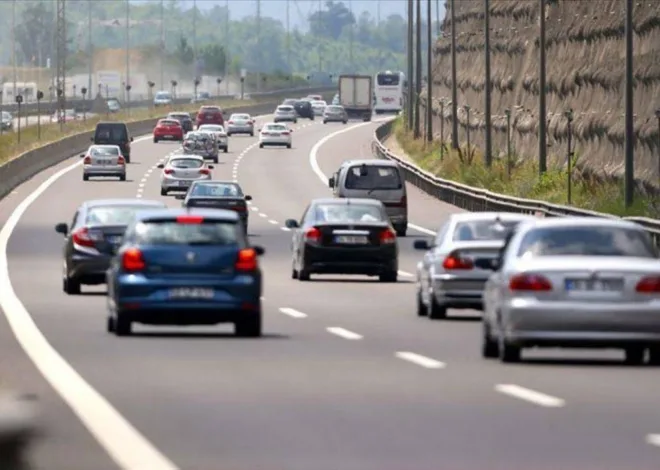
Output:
[
  {"xmin": 226, "ymin": 113, "xmax": 255, "ymax": 136},
  {"xmin": 414, "ymin": 212, "xmax": 536, "ymax": 319},
  {"xmin": 481, "ymin": 216, "xmax": 660, "ymax": 365},
  {"xmin": 81, "ymin": 145, "xmax": 126, "ymax": 181},
  {"xmin": 323, "ymin": 105, "xmax": 348, "ymax": 124},
  {"xmin": 158, "ymin": 155, "xmax": 214, "ymax": 195}
]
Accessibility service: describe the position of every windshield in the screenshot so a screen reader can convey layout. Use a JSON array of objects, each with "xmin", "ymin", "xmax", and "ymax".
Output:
[
  {"xmin": 517, "ymin": 226, "xmax": 657, "ymax": 258},
  {"xmin": 133, "ymin": 221, "xmax": 238, "ymax": 245},
  {"xmin": 170, "ymin": 158, "xmax": 203, "ymax": 169},
  {"xmin": 190, "ymin": 182, "xmax": 242, "ymax": 197},
  {"xmin": 95, "ymin": 125, "xmax": 128, "ymax": 141},
  {"xmin": 159, "ymin": 119, "xmax": 179, "ymax": 126},
  {"xmin": 452, "ymin": 220, "xmax": 521, "ymax": 242},
  {"xmin": 85, "ymin": 205, "xmax": 151, "ymax": 226},
  {"xmin": 1, "ymin": 111, "xmax": 11, "ymax": 120},
  {"xmin": 155, "ymin": 92, "xmax": 171, "ymax": 100},
  {"xmin": 377, "ymin": 73, "xmax": 400, "ymax": 86},
  {"xmin": 184, "ymin": 133, "xmax": 209, "ymax": 141},
  {"xmin": 265, "ymin": 124, "xmax": 287, "ymax": 131},
  {"xmin": 344, "ymin": 165, "xmax": 402, "ymax": 190},
  {"xmin": 169, "ymin": 114, "xmax": 190, "ymax": 120},
  {"xmin": 312, "ymin": 204, "xmax": 386, "ymax": 223},
  {"xmin": 90, "ymin": 146, "xmax": 120, "ymax": 156}
]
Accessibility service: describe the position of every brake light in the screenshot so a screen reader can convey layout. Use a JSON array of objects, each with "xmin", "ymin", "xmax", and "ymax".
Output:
[
  {"xmin": 235, "ymin": 248, "xmax": 258, "ymax": 271},
  {"xmin": 163, "ymin": 168, "xmax": 174, "ymax": 174},
  {"xmin": 122, "ymin": 247, "xmax": 145, "ymax": 271},
  {"xmin": 83, "ymin": 156, "xmax": 91, "ymax": 164},
  {"xmin": 176, "ymin": 215, "xmax": 204, "ymax": 224},
  {"xmin": 442, "ymin": 254, "xmax": 473, "ymax": 270},
  {"xmin": 117, "ymin": 156, "xmax": 126, "ymax": 165},
  {"xmin": 281, "ymin": 132, "xmax": 290, "ymax": 136},
  {"xmin": 509, "ymin": 274, "xmax": 552, "ymax": 291},
  {"xmin": 199, "ymin": 168, "xmax": 210, "ymax": 175},
  {"xmin": 72, "ymin": 227, "xmax": 98, "ymax": 247},
  {"xmin": 228, "ymin": 120, "xmax": 233, "ymax": 124},
  {"xmin": 636, "ymin": 276, "xmax": 660, "ymax": 293},
  {"xmin": 305, "ymin": 227, "xmax": 321, "ymax": 243},
  {"xmin": 379, "ymin": 228, "xmax": 396, "ymax": 244}
]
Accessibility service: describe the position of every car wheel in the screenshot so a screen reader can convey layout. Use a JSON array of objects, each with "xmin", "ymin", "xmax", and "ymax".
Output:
[
  {"xmin": 106, "ymin": 316, "xmax": 115, "ymax": 333},
  {"xmin": 63, "ymin": 275, "xmax": 81, "ymax": 295},
  {"xmin": 323, "ymin": 120, "xmax": 327, "ymax": 124},
  {"xmin": 416, "ymin": 290, "xmax": 427, "ymax": 316},
  {"xmin": 114, "ymin": 313, "xmax": 132, "ymax": 336},
  {"xmin": 227, "ymin": 132, "xmax": 232, "ymax": 137},
  {"xmin": 224, "ymin": 147, "xmax": 228, "ymax": 153},
  {"xmin": 481, "ymin": 321, "xmax": 499, "ymax": 358},
  {"xmin": 250, "ymin": 132, "xmax": 254, "ymax": 137},
  {"xmin": 427, "ymin": 294, "xmax": 447, "ymax": 320},
  {"xmin": 125, "ymin": 156, "xmax": 131, "ymax": 163},
  {"xmin": 213, "ymin": 157, "xmax": 219, "ymax": 163},
  {"xmin": 153, "ymin": 137, "xmax": 158, "ymax": 143},
  {"xmin": 395, "ymin": 225, "xmax": 407, "ymax": 237},
  {"xmin": 498, "ymin": 336, "xmax": 521, "ymax": 363},
  {"xmin": 259, "ymin": 143, "xmax": 264, "ymax": 148},
  {"xmin": 83, "ymin": 174, "xmax": 89, "ymax": 181},
  {"xmin": 286, "ymin": 143, "xmax": 292, "ymax": 149},
  {"xmin": 160, "ymin": 188, "xmax": 167, "ymax": 196},
  {"xmin": 648, "ymin": 347, "xmax": 660, "ymax": 365},
  {"xmin": 235, "ymin": 312, "xmax": 262, "ymax": 337},
  {"xmin": 343, "ymin": 121, "xmax": 347, "ymax": 124},
  {"xmin": 624, "ymin": 346, "xmax": 645, "ymax": 365},
  {"xmin": 379, "ymin": 271, "xmax": 397, "ymax": 283},
  {"xmin": 119, "ymin": 174, "xmax": 126, "ymax": 181},
  {"xmin": 298, "ymin": 267, "xmax": 311, "ymax": 281},
  {"xmin": 291, "ymin": 267, "xmax": 298, "ymax": 279}
]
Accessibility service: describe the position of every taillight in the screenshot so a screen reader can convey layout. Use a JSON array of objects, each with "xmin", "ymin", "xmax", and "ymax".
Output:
[
  {"xmin": 442, "ymin": 254, "xmax": 473, "ymax": 270},
  {"xmin": 83, "ymin": 156, "xmax": 91, "ymax": 164},
  {"xmin": 281, "ymin": 132, "xmax": 290, "ymax": 136},
  {"xmin": 163, "ymin": 169, "xmax": 174, "ymax": 174},
  {"xmin": 228, "ymin": 120, "xmax": 234, "ymax": 124},
  {"xmin": 509, "ymin": 274, "xmax": 552, "ymax": 291},
  {"xmin": 199, "ymin": 168, "xmax": 210, "ymax": 175},
  {"xmin": 636, "ymin": 276, "xmax": 660, "ymax": 293},
  {"xmin": 72, "ymin": 227, "xmax": 100, "ymax": 247},
  {"xmin": 235, "ymin": 248, "xmax": 258, "ymax": 271},
  {"xmin": 176, "ymin": 215, "xmax": 204, "ymax": 224},
  {"xmin": 305, "ymin": 227, "xmax": 321, "ymax": 243},
  {"xmin": 117, "ymin": 156, "xmax": 126, "ymax": 165},
  {"xmin": 379, "ymin": 228, "xmax": 396, "ymax": 244},
  {"xmin": 122, "ymin": 247, "xmax": 145, "ymax": 272}
]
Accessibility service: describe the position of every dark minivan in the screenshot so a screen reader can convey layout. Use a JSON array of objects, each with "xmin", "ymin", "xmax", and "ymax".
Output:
[
  {"xmin": 293, "ymin": 100, "xmax": 315, "ymax": 120},
  {"xmin": 92, "ymin": 122, "xmax": 134, "ymax": 163}
]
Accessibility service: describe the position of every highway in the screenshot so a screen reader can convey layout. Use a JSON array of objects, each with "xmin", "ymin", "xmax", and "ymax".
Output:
[{"xmin": 0, "ymin": 113, "xmax": 659, "ymax": 469}]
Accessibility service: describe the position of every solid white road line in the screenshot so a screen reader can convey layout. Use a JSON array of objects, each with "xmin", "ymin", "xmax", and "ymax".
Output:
[
  {"xmin": 278, "ymin": 308, "xmax": 308, "ymax": 319},
  {"xmin": 397, "ymin": 270, "xmax": 414, "ymax": 277},
  {"xmin": 308, "ymin": 118, "xmax": 438, "ymax": 237},
  {"xmin": 645, "ymin": 434, "xmax": 660, "ymax": 447},
  {"xmin": 395, "ymin": 352, "xmax": 446, "ymax": 369},
  {"xmin": 327, "ymin": 327, "xmax": 363, "ymax": 340},
  {"xmin": 0, "ymin": 135, "xmax": 179, "ymax": 470},
  {"xmin": 495, "ymin": 384, "xmax": 566, "ymax": 408}
]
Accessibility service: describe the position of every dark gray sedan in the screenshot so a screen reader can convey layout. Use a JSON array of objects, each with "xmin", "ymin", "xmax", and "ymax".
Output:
[{"xmin": 54, "ymin": 199, "xmax": 166, "ymax": 294}]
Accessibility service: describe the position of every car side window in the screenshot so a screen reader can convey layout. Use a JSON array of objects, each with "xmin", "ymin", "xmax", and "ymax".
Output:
[
  {"xmin": 433, "ymin": 222, "xmax": 450, "ymax": 247},
  {"xmin": 496, "ymin": 230, "xmax": 517, "ymax": 269}
]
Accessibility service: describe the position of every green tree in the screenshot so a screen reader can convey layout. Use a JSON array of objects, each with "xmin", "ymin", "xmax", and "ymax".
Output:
[
  {"xmin": 175, "ymin": 36, "xmax": 194, "ymax": 66},
  {"xmin": 200, "ymin": 44, "xmax": 226, "ymax": 75},
  {"xmin": 308, "ymin": 1, "xmax": 355, "ymax": 40}
]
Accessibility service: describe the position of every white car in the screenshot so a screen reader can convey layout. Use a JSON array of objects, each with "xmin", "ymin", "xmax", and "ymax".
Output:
[
  {"xmin": 197, "ymin": 124, "xmax": 229, "ymax": 153},
  {"xmin": 153, "ymin": 91, "xmax": 173, "ymax": 106},
  {"xmin": 158, "ymin": 155, "xmax": 214, "ymax": 195},
  {"xmin": 311, "ymin": 100, "xmax": 327, "ymax": 116},
  {"xmin": 258, "ymin": 123, "xmax": 293, "ymax": 149},
  {"xmin": 81, "ymin": 145, "xmax": 126, "ymax": 181}
]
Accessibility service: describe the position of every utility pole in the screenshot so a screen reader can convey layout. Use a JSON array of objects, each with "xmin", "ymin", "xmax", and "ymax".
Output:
[
  {"xmin": 256, "ymin": 0, "xmax": 261, "ymax": 92},
  {"xmin": 160, "ymin": 0, "xmax": 165, "ymax": 90},
  {"xmin": 88, "ymin": 0, "xmax": 93, "ymax": 97},
  {"xmin": 55, "ymin": 0, "xmax": 66, "ymax": 125},
  {"xmin": 484, "ymin": 0, "xmax": 492, "ymax": 166},
  {"xmin": 406, "ymin": 0, "xmax": 414, "ymax": 130},
  {"xmin": 538, "ymin": 0, "xmax": 548, "ymax": 174},
  {"xmin": 450, "ymin": 0, "xmax": 459, "ymax": 149},
  {"xmin": 225, "ymin": 0, "xmax": 230, "ymax": 94},
  {"xmin": 436, "ymin": 0, "xmax": 440, "ymax": 38},
  {"xmin": 349, "ymin": 0, "xmax": 354, "ymax": 72},
  {"xmin": 426, "ymin": 0, "xmax": 433, "ymax": 143},
  {"xmin": 624, "ymin": 0, "xmax": 634, "ymax": 207},
  {"xmin": 376, "ymin": 0, "xmax": 381, "ymax": 68},
  {"xmin": 125, "ymin": 0, "xmax": 130, "ymax": 104},
  {"xmin": 414, "ymin": 0, "xmax": 422, "ymax": 139},
  {"xmin": 286, "ymin": 0, "xmax": 291, "ymax": 76},
  {"xmin": 317, "ymin": 0, "xmax": 323, "ymax": 73},
  {"xmin": 12, "ymin": 0, "xmax": 16, "ymax": 100},
  {"xmin": 193, "ymin": 0, "xmax": 198, "ymax": 85}
]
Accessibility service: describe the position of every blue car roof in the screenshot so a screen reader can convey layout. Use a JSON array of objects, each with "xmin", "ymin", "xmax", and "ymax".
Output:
[{"xmin": 134, "ymin": 207, "xmax": 240, "ymax": 222}]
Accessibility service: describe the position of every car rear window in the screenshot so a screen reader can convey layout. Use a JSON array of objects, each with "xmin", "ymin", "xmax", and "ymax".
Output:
[
  {"xmin": 344, "ymin": 165, "xmax": 402, "ymax": 190},
  {"xmin": 86, "ymin": 205, "xmax": 154, "ymax": 226},
  {"xmin": 312, "ymin": 204, "xmax": 386, "ymax": 223},
  {"xmin": 453, "ymin": 220, "xmax": 521, "ymax": 241},
  {"xmin": 90, "ymin": 146, "xmax": 120, "ymax": 156},
  {"xmin": 516, "ymin": 226, "xmax": 657, "ymax": 258},
  {"xmin": 201, "ymin": 107, "xmax": 221, "ymax": 113},
  {"xmin": 230, "ymin": 114, "xmax": 250, "ymax": 120},
  {"xmin": 199, "ymin": 125, "xmax": 223, "ymax": 132},
  {"xmin": 326, "ymin": 106, "xmax": 343, "ymax": 112},
  {"xmin": 159, "ymin": 119, "xmax": 179, "ymax": 126},
  {"xmin": 191, "ymin": 182, "xmax": 242, "ymax": 197},
  {"xmin": 170, "ymin": 158, "xmax": 203, "ymax": 169},
  {"xmin": 277, "ymin": 106, "xmax": 293, "ymax": 111},
  {"xmin": 377, "ymin": 73, "xmax": 400, "ymax": 86},
  {"xmin": 170, "ymin": 114, "xmax": 190, "ymax": 120},
  {"xmin": 155, "ymin": 92, "xmax": 170, "ymax": 99},
  {"xmin": 133, "ymin": 220, "xmax": 238, "ymax": 245},
  {"xmin": 95, "ymin": 124, "xmax": 128, "ymax": 141},
  {"xmin": 265, "ymin": 124, "xmax": 287, "ymax": 131}
]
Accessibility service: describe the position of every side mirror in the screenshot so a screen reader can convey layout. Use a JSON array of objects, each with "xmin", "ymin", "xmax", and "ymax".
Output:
[
  {"xmin": 130, "ymin": 137, "xmax": 134, "ymax": 142},
  {"xmin": 285, "ymin": 219, "xmax": 299, "ymax": 229},
  {"xmin": 413, "ymin": 239, "xmax": 431, "ymax": 250},
  {"xmin": 80, "ymin": 154, "xmax": 85, "ymax": 158},
  {"xmin": 289, "ymin": 129, "xmax": 294, "ymax": 132},
  {"xmin": 55, "ymin": 223, "xmax": 68, "ymax": 235},
  {"xmin": 245, "ymin": 195, "xmax": 252, "ymax": 201},
  {"xmin": 488, "ymin": 259, "xmax": 501, "ymax": 271},
  {"xmin": 157, "ymin": 164, "xmax": 165, "ymax": 169},
  {"xmin": 253, "ymin": 245, "xmax": 265, "ymax": 256},
  {"xmin": 207, "ymin": 165, "xmax": 214, "ymax": 169},
  {"xmin": 257, "ymin": 128, "xmax": 261, "ymax": 132},
  {"xmin": 174, "ymin": 194, "xmax": 185, "ymax": 200},
  {"xmin": 328, "ymin": 177, "xmax": 335, "ymax": 188}
]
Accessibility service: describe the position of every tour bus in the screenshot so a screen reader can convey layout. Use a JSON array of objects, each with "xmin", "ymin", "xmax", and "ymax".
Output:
[{"xmin": 373, "ymin": 70, "xmax": 405, "ymax": 114}]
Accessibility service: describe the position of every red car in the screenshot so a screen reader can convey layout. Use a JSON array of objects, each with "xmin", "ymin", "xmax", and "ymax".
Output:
[
  {"xmin": 153, "ymin": 118, "xmax": 184, "ymax": 143},
  {"xmin": 195, "ymin": 105, "xmax": 224, "ymax": 128}
]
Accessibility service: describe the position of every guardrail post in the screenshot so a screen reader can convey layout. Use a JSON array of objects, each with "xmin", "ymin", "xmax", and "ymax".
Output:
[
  {"xmin": 14, "ymin": 95, "xmax": 22, "ymax": 144},
  {"xmin": 655, "ymin": 108, "xmax": 660, "ymax": 180},
  {"xmin": 439, "ymin": 98, "xmax": 446, "ymax": 161},
  {"xmin": 464, "ymin": 104, "xmax": 471, "ymax": 161}
]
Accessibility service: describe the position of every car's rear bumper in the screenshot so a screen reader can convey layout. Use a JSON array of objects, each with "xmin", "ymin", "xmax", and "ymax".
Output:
[
  {"xmin": 303, "ymin": 244, "xmax": 397, "ymax": 275},
  {"xmin": 323, "ymin": 116, "xmax": 346, "ymax": 122},
  {"xmin": 69, "ymin": 256, "xmax": 112, "ymax": 283},
  {"xmin": 274, "ymin": 116, "xmax": 297, "ymax": 122},
  {"xmin": 432, "ymin": 274, "xmax": 488, "ymax": 310},
  {"xmin": 226, "ymin": 125, "xmax": 253, "ymax": 133},
  {"xmin": 83, "ymin": 167, "xmax": 126, "ymax": 176},
  {"xmin": 162, "ymin": 177, "xmax": 209, "ymax": 190},
  {"xmin": 114, "ymin": 303, "xmax": 260, "ymax": 325},
  {"xmin": 154, "ymin": 133, "xmax": 182, "ymax": 140},
  {"xmin": 260, "ymin": 138, "xmax": 291, "ymax": 145}
]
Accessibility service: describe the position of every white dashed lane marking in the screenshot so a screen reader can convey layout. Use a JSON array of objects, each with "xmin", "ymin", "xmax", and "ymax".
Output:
[
  {"xmin": 280, "ymin": 227, "xmax": 290, "ymax": 231},
  {"xmin": 645, "ymin": 434, "xmax": 660, "ymax": 447},
  {"xmin": 279, "ymin": 308, "xmax": 308, "ymax": 319},
  {"xmin": 268, "ymin": 220, "xmax": 278, "ymax": 225},
  {"xmin": 395, "ymin": 352, "xmax": 445, "ymax": 369},
  {"xmin": 495, "ymin": 384, "xmax": 565, "ymax": 408},
  {"xmin": 326, "ymin": 327, "xmax": 363, "ymax": 340},
  {"xmin": 259, "ymin": 213, "xmax": 267, "ymax": 218}
]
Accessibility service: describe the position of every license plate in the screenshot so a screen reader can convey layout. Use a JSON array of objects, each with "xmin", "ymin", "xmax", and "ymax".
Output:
[
  {"xmin": 565, "ymin": 279, "xmax": 622, "ymax": 291},
  {"xmin": 334, "ymin": 235, "xmax": 368, "ymax": 244},
  {"xmin": 107, "ymin": 235, "xmax": 122, "ymax": 244},
  {"xmin": 169, "ymin": 287, "xmax": 214, "ymax": 299},
  {"xmin": 96, "ymin": 159, "xmax": 111, "ymax": 165}
]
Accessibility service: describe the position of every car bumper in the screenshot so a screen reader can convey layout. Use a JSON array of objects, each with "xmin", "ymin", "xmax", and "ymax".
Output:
[
  {"xmin": 155, "ymin": 133, "xmax": 182, "ymax": 140},
  {"xmin": 303, "ymin": 244, "xmax": 397, "ymax": 275},
  {"xmin": 323, "ymin": 115, "xmax": 346, "ymax": 121},
  {"xmin": 83, "ymin": 165, "xmax": 126, "ymax": 176},
  {"xmin": 432, "ymin": 274, "xmax": 488, "ymax": 309},
  {"xmin": 260, "ymin": 137, "xmax": 291, "ymax": 145},
  {"xmin": 227, "ymin": 125, "xmax": 253, "ymax": 133},
  {"xmin": 274, "ymin": 116, "xmax": 296, "ymax": 122},
  {"xmin": 501, "ymin": 299, "xmax": 660, "ymax": 346},
  {"xmin": 162, "ymin": 176, "xmax": 210, "ymax": 190},
  {"xmin": 69, "ymin": 255, "xmax": 113, "ymax": 283}
]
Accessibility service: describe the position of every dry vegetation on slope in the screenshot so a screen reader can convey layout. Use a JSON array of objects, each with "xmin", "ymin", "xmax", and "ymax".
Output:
[{"xmin": 425, "ymin": 0, "xmax": 660, "ymax": 186}]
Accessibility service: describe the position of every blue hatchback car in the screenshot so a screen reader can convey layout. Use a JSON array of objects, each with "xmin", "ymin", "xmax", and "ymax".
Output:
[{"xmin": 106, "ymin": 208, "xmax": 265, "ymax": 337}]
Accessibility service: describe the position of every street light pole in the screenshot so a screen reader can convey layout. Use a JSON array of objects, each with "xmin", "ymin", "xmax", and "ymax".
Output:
[
  {"xmin": 160, "ymin": 0, "xmax": 164, "ymax": 90},
  {"xmin": 406, "ymin": 0, "xmax": 414, "ymax": 130},
  {"xmin": 88, "ymin": 1, "xmax": 93, "ymax": 99},
  {"xmin": 538, "ymin": 0, "xmax": 548, "ymax": 175},
  {"xmin": 426, "ymin": 0, "xmax": 433, "ymax": 143},
  {"xmin": 624, "ymin": 0, "xmax": 635, "ymax": 207},
  {"xmin": 483, "ymin": 0, "xmax": 492, "ymax": 166},
  {"xmin": 125, "ymin": 0, "xmax": 130, "ymax": 106},
  {"xmin": 450, "ymin": 0, "xmax": 459, "ymax": 149},
  {"xmin": 414, "ymin": 0, "xmax": 422, "ymax": 139}
]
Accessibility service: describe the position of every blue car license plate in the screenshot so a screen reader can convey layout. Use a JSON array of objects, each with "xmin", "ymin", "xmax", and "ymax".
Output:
[{"xmin": 169, "ymin": 287, "xmax": 214, "ymax": 299}]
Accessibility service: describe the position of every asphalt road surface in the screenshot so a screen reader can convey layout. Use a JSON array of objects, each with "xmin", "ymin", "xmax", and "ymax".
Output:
[{"xmin": 0, "ymin": 112, "xmax": 659, "ymax": 469}]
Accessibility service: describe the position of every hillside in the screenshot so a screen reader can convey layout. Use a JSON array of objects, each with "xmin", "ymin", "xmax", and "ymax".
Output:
[{"xmin": 427, "ymin": 0, "xmax": 660, "ymax": 185}]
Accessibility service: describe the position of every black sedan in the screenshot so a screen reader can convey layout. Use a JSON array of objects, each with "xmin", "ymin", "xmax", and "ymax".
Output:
[
  {"xmin": 167, "ymin": 112, "xmax": 194, "ymax": 133},
  {"xmin": 178, "ymin": 181, "xmax": 252, "ymax": 233},
  {"xmin": 285, "ymin": 198, "xmax": 398, "ymax": 282},
  {"xmin": 54, "ymin": 198, "xmax": 167, "ymax": 294}
]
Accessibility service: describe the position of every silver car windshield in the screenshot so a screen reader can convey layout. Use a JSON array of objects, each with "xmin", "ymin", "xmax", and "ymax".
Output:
[
  {"xmin": 516, "ymin": 226, "xmax": 657, "ymax": 258},
  {"xmin": 90, "ymin": 146, "xmax": 120, "ymax": 156},
  {"xmin": 170, "ymin": 158, "xmax": 203, "ymax": 169},
  {"xmin": 452, "ymin": 220, "xmax": 520, "ymax": 242},
  {"xmin": 85, "ymin": 206, "xmax": 147, "ymax": 226},
  {"xmin": 231, "ymin": 114, "xmax": 250, "ymax": 120}
]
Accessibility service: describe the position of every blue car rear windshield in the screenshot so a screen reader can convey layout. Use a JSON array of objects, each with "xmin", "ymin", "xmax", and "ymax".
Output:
[{"xmin": 133, "ymin": 221, "xmax": 238, "ymax": 245}]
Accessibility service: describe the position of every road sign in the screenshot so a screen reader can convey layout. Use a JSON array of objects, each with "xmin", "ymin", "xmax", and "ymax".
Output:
[{"xmin": 240, "ymin": 69, "xmax": 247, "ymax": 78}]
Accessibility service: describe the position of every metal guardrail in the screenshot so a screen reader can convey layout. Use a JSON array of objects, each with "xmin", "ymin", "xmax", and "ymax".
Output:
[
  {"xmin": 372, "ymin": 120, "xmax": 660, "ymax": 247},
  {"xmin": 0, "ymin": 85, "xmax": 332, "ymax": 115}
]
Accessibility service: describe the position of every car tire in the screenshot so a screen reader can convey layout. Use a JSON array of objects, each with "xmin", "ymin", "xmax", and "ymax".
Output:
[
  {"xmin": 224, "ymin": 147, "xmax": 228, "ymax": 153},
  {"xmin": 160, "ymin": 188, "xmax": 167, "ymax": 196},
  {"xmin": 227, "ymin": 132, "xmax": 232, "ymax": 137},
  {"xmin": 153, "ymin": 137, "xmax": 158, "ymax": 143},
  {"xmin": 624, "ymin": 346, "xmax": 644, "ymax": 365},
  {"xmin": 114, "ymin": 313, "xmax": 132, "ymax": 336},
  {"xmin": 286, "ymin": 143, "xmax": 292, "ymax": 149},
  {"xmin": 498, "ymin": 336, "xmax": 521, "ymax": 363},
  {"xmin": 259, "ymin": 143, "xmax": 264, "ymax": 148},
  {"xmin": 106, "ymin": 316, "xmax": 115, "ymax": 333},
  {"xmin": 395, "ymin": 225, "xmax": 407, "ymax": 237},
  {"xmin": 379, "ymin": 271, "xmax": 397, "ymax": 283},
  {"xmin": 235, "ymin": 312, "xmax": 262, "ymax": 337},
  {"xmin": 481, "ymin": 322, "xmax": 499, "ymax": 358},
  {"xmin": 416, "ymin": 290, "xmax": 427, "ymax": 316},
  {"xmin": 323, "ymin": 120, "xmax": 327, "ymax": 124},
  {"xmin": 213, "ymin": 157, "xmax": 219, "ymax": 163},
  {"xmin": 428, "ymin": 295, "xmax": 447, "ymax": 320},
  {"xmin": 63, "ymin": 275, "xmax": 81, "ymax": 295},
  {"xmin": 298, "ymin": 267, "xmax": 311, "ymax": 281},
  {"xmin": 125, "ymin": 156, "xmax": 131, "ymax": 163},
  {"xmin": 250, "ymin": 132, "xmax": 254, "ymax": 137},
  {"xmin": 83, "ymin": 174, "xmax": 89, "ymax": 181},
  {"xmin": 343, "ymin": 121, "xmax": 347, "ymax": 124},
  {"xmin": 648, "ymin": 347, "xmax": 660, "ymax": 365},
  {"xmin": 291, "ymin": 267, "xmax": 298, "ymax": 279},
  {"xmin": 119, "ymin": 174, "xmax": 126, "ymax": 181}
]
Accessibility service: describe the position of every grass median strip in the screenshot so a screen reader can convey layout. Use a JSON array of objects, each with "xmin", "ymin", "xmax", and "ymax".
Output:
[
  {"xmin": 0, "ymin": 99, "xmax": 254, "ymax": 166},
  {"xmin": 391, "ymin": 117, "xmax": 658, "ymax": 218}
]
